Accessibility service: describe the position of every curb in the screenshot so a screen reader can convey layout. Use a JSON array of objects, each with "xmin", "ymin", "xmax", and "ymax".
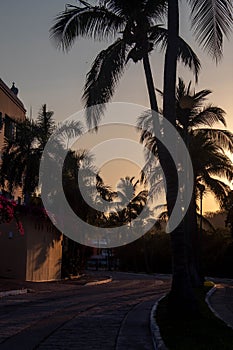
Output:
[
  {"xmin": 150, "ymin": 295, "xmax": 168, "ymax": 350},
  {"xmin": 0, "ymin": 288, "xmax": 28, "ymax": 298},
  {"xmin": 205, "ymin": 284, "xmax": 233, "ymax": 330},
  {"xmin": 205, "ymin": 284, "xmax": 217, "ymax": 313},
  {"xmin": 84, "ymin": 277, "xmax": 112, "ymax": 286}
]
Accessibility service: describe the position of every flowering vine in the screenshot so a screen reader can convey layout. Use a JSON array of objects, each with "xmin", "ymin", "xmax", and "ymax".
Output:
[{"xmin": 0, "ymin": 195, "xmax": 24, "ymax": 235}]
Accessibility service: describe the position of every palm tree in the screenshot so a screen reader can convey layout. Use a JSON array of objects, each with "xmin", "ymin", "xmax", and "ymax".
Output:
[
  {"xmin": 1, "ymin": 117, "xmax": 40, "ymax": 202},
  {"xmin": 61, "ymin": 149, "xmax": 114, "ymax": 275},
  {"xmin": 50, "ymin": 0, "xmax": 200, "ymax": 127},
  {"xmin": 1, "ymin": 105, "xmax": 56, "ymax": 202},
  {"xmin": 223, "ymin": 190, "xmax": 233, "ymax": 239},
  {"xmin": 50, "ymin": 0, "xmax": 203, "ymax": 314},
  {"xmin": 36, "ymin": 104, "xmax": 56, "ymax": 149},
  {"xmin": 139, "ymin": 79, "xmax": 233, "ymax": 310},
  {"xmin": 174, "ymin": 79, "xmax": 233, "ymax": 203},
  {"xmin": 162, "ymin": 0, "xmax": 232, "ymax": 313},
  {"xmin": 111, "ymin": 176, "xmax": 148, "ymax": 223}
]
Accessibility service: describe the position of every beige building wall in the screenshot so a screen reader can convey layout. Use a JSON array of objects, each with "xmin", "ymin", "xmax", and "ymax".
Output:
[
  {"xmin": 0, "ymin": 215, "xmax": 62, "ymax": 281},
  {"xmin": 0, "ymin": 220, "xmax": 27, "ymax": 279},
  {"xmin": 25, "ymin": 217, "xmax": 62, "ymax": 281}
]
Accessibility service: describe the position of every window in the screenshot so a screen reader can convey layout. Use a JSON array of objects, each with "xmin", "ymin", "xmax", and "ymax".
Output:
[{"xmin": 4, "ymin": 115, "xmax": 16, "ymax": 140}]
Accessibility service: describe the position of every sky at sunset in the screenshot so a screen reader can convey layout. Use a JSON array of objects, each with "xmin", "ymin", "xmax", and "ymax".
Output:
[{"xmin": 0, "ymin": 1, "xmax": 232, "ymax": 213}]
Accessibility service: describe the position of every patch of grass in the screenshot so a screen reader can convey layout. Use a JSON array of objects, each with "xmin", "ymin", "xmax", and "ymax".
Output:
[{"xmin": 156, "ymin": 287, "xmax": 233, "ymax": 349}]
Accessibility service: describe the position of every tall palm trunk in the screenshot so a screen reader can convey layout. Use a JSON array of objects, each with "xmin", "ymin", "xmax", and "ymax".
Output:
[
  {"xmin": 186, "ymin": 193, "xmax": 203, "ymax": 287},
  {"xmin": 142, "ymin": 48, "xmax": 197, "ymax": 314},
  {"xmin": 142, "ymin": 53, "xmax": 158, "ymax": 112},
  {"xmin": 162, "ymin": 0, "xmax": 199, "ymax": 314}
]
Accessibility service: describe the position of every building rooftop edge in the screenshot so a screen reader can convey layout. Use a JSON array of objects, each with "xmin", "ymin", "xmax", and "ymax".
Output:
[{"xmin": 0, "ymin": 78, "xmax": 26, "ymax": 113}]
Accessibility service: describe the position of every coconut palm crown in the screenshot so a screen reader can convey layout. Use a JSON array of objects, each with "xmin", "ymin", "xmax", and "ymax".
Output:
[
  {"xmin": 50, "ymin": 0, "xmax": 201, "ymax": 128},
  {"xmin": 139, "ymin": 78, "xmax": 233, "ymax": 207}
]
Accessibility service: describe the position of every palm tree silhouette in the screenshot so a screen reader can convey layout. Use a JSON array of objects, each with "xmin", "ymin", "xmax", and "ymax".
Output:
[
  {"xmin": 161, "ymin": 0, "xmax": 232, "ymax": 312},
  {"xmin": 50, "ymin": 0, "xmax": 201, "ymax": 314},
  {"xmin": 1, "ymin": 105, "xmax": 55, "ymax": 202},
  {"xmin": 140, "ymin": 78, "xmax": 233, "ymax": 310},
  {"xmin": 50, "ymin": 0, "xmax": 200, "ymax": 127},
  {"xmin": 108, "ymin": 176, "xmax": 149, "ymax": 227},
  {"xmin": 224, "ymin": 191, "xmax": 233, "ymax": 239},
  {"xmin": 50, "ymin": 0, "xmax": 232, "ymax": 313}
]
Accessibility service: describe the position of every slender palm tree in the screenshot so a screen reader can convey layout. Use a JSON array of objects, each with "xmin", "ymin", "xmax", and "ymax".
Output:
[
  {"xmin": 1, "ymin": 106, "xmax": 56, "ymax": 202},
  {"xmin": 139, "ymin": 79, "xmax": 233, "ymax": 199},
  {"xmin": 1, "ymin": 117, "xmax": 40, "ymax": 201},
  {"xmin": 224, "ymin": 190, "xmax": 233, "ymax": 238},
  {"xmin": 50, "ymin": 0, "xmax": 200, "ymax": 127},
  {"xmin": 162, "ymin": 0, "xmax": 232, "ymax": 312},
  {"xmin": 50, "ymin": 0, "xmax": 203, "ymax": 314},
  {"xmin": 108, "ymin": 176, "xmax": 149, "ymax": 227},
  {"xmin": 139, "ymin": 79, "xmax": 233, "ymax": 310},
  {"xmin": 61, "ymin": 149, "xmax": 114, "ymax": 275},
  {"xmin": 174, "ymin": 78, "xmax": 233, "ymax": 298},
  {"xmin": 1, "ymin": 103, "xmax": 85, "ymax": 204},
  {"xmin": 36, "ymin": 104, "xmax": 56, "ymax": 149}
]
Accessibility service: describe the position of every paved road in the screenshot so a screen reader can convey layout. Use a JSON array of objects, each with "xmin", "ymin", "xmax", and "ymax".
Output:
[{"xmin": 0, "ymin": 272, "xmax": 170, "ymax": 350}]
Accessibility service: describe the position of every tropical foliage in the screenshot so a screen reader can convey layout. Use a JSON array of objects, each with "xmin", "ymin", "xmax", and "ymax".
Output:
[
  {"xmin": 223, "ymin": 190, "xmax": 233, "ymax": 238},
  {"xmin": 139, "ymin": 78, "xmax": 233, "ymax": 208},
  {"xmin": 162, "ymin": 0, "xmax": 233, "ymax": 313},
  {"xmin": 0, "ymin": 104, "xmax": 55, "ymax": 201},
  {"xmin": 108, "ymin": 176, "xmax": 149, "ymax": 227},
  {"xmin": 0, "ymin": 196, "xmax": 24, "ymax": 235},
  {"xmin": 50, "ymin": 0, "xmax": 233, "ymax": 314},
  {"xmin": 50, "ymin": 0, "xmax": 200, "ymax": 127}
]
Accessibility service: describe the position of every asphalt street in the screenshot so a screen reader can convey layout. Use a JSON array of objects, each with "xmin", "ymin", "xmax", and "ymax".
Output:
[{"xmin": 0, "ymin": 272, "xmax": 170, "ymax": 350}]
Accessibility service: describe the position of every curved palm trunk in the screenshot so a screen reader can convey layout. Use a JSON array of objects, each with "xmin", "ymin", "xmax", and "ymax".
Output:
[
  {"xmin": 142, "ymin": 53, "xmax": 158, "ymax": 112},
  {"xmin": 142, "ymin": 48, "xmax": 197, "ymax": 314},
  {"xmin": 162, "ymin": 0, "xmax": 200, "ymax": 315}
]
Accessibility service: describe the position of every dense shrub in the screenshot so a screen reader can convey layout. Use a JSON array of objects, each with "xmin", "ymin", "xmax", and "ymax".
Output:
[
  {"xmin": 115, "ymin": 231, "xmax": 172, "ymax": 273},
  {"xmin": 115, "ymin": 228, "xmax": 233, "ymax": 278}
]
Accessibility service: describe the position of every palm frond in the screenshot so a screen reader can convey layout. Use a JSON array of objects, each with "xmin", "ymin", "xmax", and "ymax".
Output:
[
  {"xmin": 197, "ymin": 213, "xmax": 216, "ymax": 232},
  {"xmin": 149, "ymin": 26, "xmax": 201, "ymax": 81},
  {"xmin": 176, "ymin": 77, "xmax": 187, "ymax": 99},
  {"xmin": 144, "ymin": 0, "xmax": 168, "ymax": 21},
  {"xmin": 83, "ymin": 38, "xmax": 127, "ymax": 128},
  {"xmin": 205, "ymin": 152, "xmax": 233, "ymax": 181},
  {"xmin": 202, "ymin": 172, "xmax": 230, "ymax": 205},
  {"xmin": 196, "ymin": 128, "xmax": 233, "ymax": 152},
  {"xmin": 193, "ymin": 89, "xmax": 212, "ymax": 105},
  {"xmin": 55, "ymin": 120, "xmax": 84, "ymax": 147},
  {"xmin": 105, "ymin": 0, "xmax": 167, "ymax": 20},
  {"xmin": 50, "ymin": 4, "xmax": 124, "ymax": 51},
  {"xmin": 188, "ymin": 0, "xmax": 233, "ymax": 61},
  {"xmin": 190, "ymin": 105, "xmax": 226, "ymax": 128}
]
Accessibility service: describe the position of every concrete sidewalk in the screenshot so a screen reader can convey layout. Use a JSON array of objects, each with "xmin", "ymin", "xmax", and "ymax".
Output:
[{"xmin": 0, "ymin": 272, "xmax": 112, "ymax": 297}]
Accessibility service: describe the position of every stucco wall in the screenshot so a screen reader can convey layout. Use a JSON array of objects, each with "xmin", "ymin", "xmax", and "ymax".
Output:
[
  {"xmin": 0, "ymin": 220, "xmax": 27, "ymax": 279},
  {"xmin": 25, "ymin": 217, "xmax": 62, "ymax": 281},
  {"xmin": 0, "ymin": 80, "xmax": 26, "ymax": 153},
  {"xmin": 0, "ymin": 88, "xmax": 25, "ymax": 121},
  {"xmin": 0, "ymin": 215, "xmax": 62, "ymax": 281}
]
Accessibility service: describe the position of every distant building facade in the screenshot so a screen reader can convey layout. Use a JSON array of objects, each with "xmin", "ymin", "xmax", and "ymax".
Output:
[
  {"xmin": 0, "ymin": 78, "xmax": 26, "ymax": 199},
  {"xmin": 0, "ymin": 78, "xmax": 26, "ymax": 151}
]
